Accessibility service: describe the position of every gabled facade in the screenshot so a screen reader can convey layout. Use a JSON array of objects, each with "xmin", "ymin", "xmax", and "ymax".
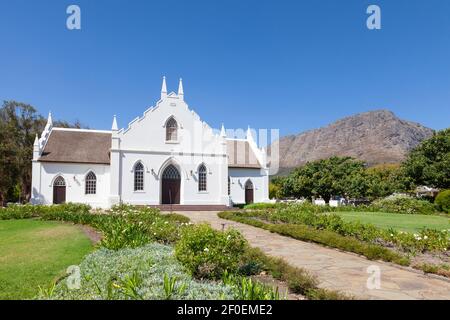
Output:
[{"xmin": 31, "ymin": 77, "xmax": 270, "ymax": 208}]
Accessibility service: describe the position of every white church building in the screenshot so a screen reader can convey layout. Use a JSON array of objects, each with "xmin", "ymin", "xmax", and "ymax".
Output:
[{"xmin": 31, "ymin": 78, "xmax": 270, "ymax": 209}]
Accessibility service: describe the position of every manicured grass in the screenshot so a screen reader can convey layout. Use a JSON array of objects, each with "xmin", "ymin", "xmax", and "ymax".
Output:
[
  {"xmin": 0, "ymin": 219, "xmax": 93, "ymax": 300},
  {"xmin": 335, "ymin": 211, "xmax": 450, "ymax": 234}
]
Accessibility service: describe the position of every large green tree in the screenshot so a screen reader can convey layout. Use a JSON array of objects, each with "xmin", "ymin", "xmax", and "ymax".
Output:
[
  {"xmin": 282, "ymin": 157, "xmax": 366, "ymax": 203},
  {"xmin": 402, "ymin": 128, "xmax": 450, "ymax": 189},
  {"xmin": 0, "ymin": 101, "xmax": 45, "ymax": 204},
  {"xmin": 0, "ymin": 101, "xmax": 85, "ymax": 205},
  {"xmin": 364, "ymin": 164, "xmax": 412, "ymax": 199}
]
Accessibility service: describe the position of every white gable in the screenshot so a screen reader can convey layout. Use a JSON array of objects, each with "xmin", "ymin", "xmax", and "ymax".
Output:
[{"xmin": 117, "ymin": 89, "xmax": 223, "ymax": 155}]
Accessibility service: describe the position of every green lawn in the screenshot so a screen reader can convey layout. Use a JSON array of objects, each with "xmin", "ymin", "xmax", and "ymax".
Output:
[
  {"xmin": 0, "ymin": 219, "xmax": 93, "ymax": 300},
  {"xmin": 335, "ymin": 211, "xmax": 450, "ymax": 234}
]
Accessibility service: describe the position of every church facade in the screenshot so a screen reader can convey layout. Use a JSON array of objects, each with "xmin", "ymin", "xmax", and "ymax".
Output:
[{"xmin": 31, "ymin": 78, "xmax": 270, "ymax": 209}]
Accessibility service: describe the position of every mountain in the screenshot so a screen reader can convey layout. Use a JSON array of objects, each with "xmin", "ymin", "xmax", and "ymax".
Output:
[{"xmin": 271, "ymin": 110, "xmax": 434, "ymax": 174}]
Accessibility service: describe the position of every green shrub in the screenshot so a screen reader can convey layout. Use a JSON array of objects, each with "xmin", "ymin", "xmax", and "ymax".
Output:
[
  {"xmin": 371, "ymin": 195, "xmax": 436, "ymax": 215},
  {"xmin": 0, "ymin": 203, "xmax": 91, "ymax": 220},
  {"xmin": 37, "ymin": 243, "xmax": 234, "ymax": 300},
  {"xmin": 175, "ymin": 224, "xmax": 247, "ymax": 280},
  {"xmin": 0, "ymin": 203, "xmax": 186, "ymax": 250},
  {"xmin": 435, "ymin": 190, "xmax": 450, "ymax": 213},
  {"xmin": 244, "ymin": 202, "xmax": 288, "ymax": 210}
]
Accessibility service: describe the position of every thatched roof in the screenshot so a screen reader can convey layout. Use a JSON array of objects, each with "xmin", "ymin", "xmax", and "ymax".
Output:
[{"xmin": 39, "ymin": 129, "xmax": 111, "ymax": 165}]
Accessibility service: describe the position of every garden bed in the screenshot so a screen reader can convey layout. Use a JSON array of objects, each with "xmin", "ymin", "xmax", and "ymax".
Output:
[{"xmin": 0, "ymin": 203, "xmax": 346, "ymax": 300}]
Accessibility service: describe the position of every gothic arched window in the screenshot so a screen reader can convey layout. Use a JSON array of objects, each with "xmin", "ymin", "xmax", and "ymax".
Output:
[
  {"xmin": 166, "ymin": 117, "xmax": 178, "ymax": 141},
  {"xmin": 85, "ymin": 171, "xmax": 97, "ymax": 195},
  {"xmin": 198, "ymin": 164, "xmax": 207, "ymax": 192},
  {"xmin": 134, "ymin": 162, "xmax": 144, "ymax": 191},
  {"xmin": 54, "ymin": 176, "xmax": 66, "ymax": 187}
]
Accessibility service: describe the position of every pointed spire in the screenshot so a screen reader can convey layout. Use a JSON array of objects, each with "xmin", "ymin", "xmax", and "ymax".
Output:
[
  {"xmin": 178, "ymin": 78, "xmax": 184, "ymax": 100},
  {"xmin": 161, "ymin": 76, "xmax": 167, "ymax": 99},
  {"xmin": 246, "ymin": 126, "xmax": 252, "ymax": 140},
  {"xmin": 111, "ymin": 115, "xmax": 118, "ymax": 131},
  {"xmin": 220, "ymin": 123, "xmax": 226, "ymax": 138},
  {"xmin": 33, "ymin": 134, "xmax": 39, "ymax": 146},
  {"xmin": 47, "ymin": 112, "xmax": 53, "ymax": 126}
]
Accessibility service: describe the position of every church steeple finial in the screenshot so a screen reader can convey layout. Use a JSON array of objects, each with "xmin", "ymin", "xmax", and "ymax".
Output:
[
  {"xmin": 47, "ymin": 112, "xmax": 53, "ymax": 126},
  {"xmin": 161, "ymin": 76, "xmax": 167, "ymax": 99},
  {"xmin": 220, "ymin": 123, "xmax": 226, "ymax": 138},
  {"xmin": 111, "ymin": 115, "xmax": 118, "ymax": 131},
  {"xmin": 178, "ymin": 78, "xmax": 184, "ymax": 100}
]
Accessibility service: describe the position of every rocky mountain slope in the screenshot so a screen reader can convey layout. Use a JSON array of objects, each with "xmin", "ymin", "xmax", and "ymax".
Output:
[{"xmin": 272, "ymin": 110, "xmax": 434, "ymax": 173}]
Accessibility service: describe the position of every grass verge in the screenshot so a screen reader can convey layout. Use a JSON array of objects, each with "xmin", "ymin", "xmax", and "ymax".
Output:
[{"xmin": 0, "ymin": 219, "xmax": 93, "ymax": 299}]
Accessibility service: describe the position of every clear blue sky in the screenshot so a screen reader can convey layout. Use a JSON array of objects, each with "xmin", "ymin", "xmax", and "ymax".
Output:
[{"xmin": 1, "ymin": 0, "xmax": 449, "ymax": 137}]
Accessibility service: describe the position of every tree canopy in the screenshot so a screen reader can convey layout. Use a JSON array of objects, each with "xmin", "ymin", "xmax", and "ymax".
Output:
[
  {"xmin": 402, "ymin": 128, "xmax": 450, "ymax": 189},
  {"xmin": 0, "ymin": 101, "xmax": 85, "ymax": 205}
]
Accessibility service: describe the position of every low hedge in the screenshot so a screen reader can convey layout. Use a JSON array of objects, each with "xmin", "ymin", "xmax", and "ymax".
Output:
[{"xmin": 371, "ymin": 195, "xmax": 436, "ymax": 215}]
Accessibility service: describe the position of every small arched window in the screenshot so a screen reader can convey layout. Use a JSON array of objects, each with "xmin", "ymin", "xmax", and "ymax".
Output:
[
  {"xmin": 134, "ymin": 162, "xmax": 144, "ymax": 191},
  {"xmin": 166, "ymin": 117, "xmax": 178, "ymax": 141},
  {"xmin": 85, "ymin": 171, "xmax": 97, "ymax": 195},
  {"xmin": 54, "ymin": 176, "xmax": 66, "ymax": 186},
  {"xmin": 198, "ymin": 164, "xmax": 207, "ymax": 192}
]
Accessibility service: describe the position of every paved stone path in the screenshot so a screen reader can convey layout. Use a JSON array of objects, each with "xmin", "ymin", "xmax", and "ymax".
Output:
[{"xmin": 175, "ymin": 211, "xmax": 450, "ymax": 300}]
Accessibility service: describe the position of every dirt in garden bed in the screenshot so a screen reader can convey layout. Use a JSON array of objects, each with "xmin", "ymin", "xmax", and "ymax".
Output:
[{"xmin": 79, "ymin": 225, "xmax": 102, "ymax": 244}]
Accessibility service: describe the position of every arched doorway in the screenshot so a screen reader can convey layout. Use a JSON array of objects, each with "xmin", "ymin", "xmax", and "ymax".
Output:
[
  {"xmin": 53, "ymin": 176, "xmax": 66, "ymax": 204},
  {"xmin": 245, "ymin": 180, "xmax": 254, "ymax": 205},
  {"xmin": 161, "ymin": 164, "xmax": 181, "ymax": 204}
]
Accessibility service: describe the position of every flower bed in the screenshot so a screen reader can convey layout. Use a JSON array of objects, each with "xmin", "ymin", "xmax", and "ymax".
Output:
[{"xmin": 1, "ymin": 203, "xmax": 346, "ymax": 300}]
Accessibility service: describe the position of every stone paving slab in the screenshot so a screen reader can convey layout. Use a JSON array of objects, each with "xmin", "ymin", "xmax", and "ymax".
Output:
[{"xmin": 175, "ymin": 211, "xmax": 450, "ymax": 300}]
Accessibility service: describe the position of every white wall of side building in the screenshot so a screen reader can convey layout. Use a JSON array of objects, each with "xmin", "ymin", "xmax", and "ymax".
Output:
[
  {"xmin": 31, "ymin": 162, "xmax": 110, "ymax": 208},
  {"xmin": 228, "ymin": 168, "xmax": 269, "ymax": 205}
]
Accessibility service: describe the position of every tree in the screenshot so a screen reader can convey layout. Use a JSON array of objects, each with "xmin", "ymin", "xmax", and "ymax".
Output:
[
  {"xmin": 0, "ymin": 101, "xmax": 45, "ymax": 205},
  {"xmin": 364, "ymin": 164, "xmax": 412, "ymax": 199},
  {"xmin": 0, "ymin": 101, "xmax": 86, "ymax": 205},
  {"xmin": 283, "ymin": 157, "xmax": 366, "ymax": 203},
  {"xmin": 269, "ymin": 176, "xmax": 286, "ymax": 199},
  {"xmin": 402, "ymin": 128, "xmax": 450, "ymax": 189}
]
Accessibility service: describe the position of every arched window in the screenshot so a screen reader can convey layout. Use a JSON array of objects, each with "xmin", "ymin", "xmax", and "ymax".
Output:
[
  {"xmin": 198, "ymin": 164, "xmax": 207, "ymax": 192},
  {"xmin": 54, "ymin": 176, "xmax": 66, "ymax": 186},
  {"xmin": 85, "ymin": 171, "xmax": 97, "ymax": 195},
  {"xmin": 134, "ymin": 162, "xmax": 144, "ymax": 191},
  {"xmin": 162, "ymin": 164, "xmax": 181, "ymax": 180},
  {"xmin": 166, "ymin": 117, "xmax": 178, "ymax": 141}
]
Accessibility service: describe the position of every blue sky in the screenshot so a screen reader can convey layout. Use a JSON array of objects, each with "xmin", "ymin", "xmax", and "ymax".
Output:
[{"xmin": 0, "ymin": 0, "xmax": 449, "ymax": 137}]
